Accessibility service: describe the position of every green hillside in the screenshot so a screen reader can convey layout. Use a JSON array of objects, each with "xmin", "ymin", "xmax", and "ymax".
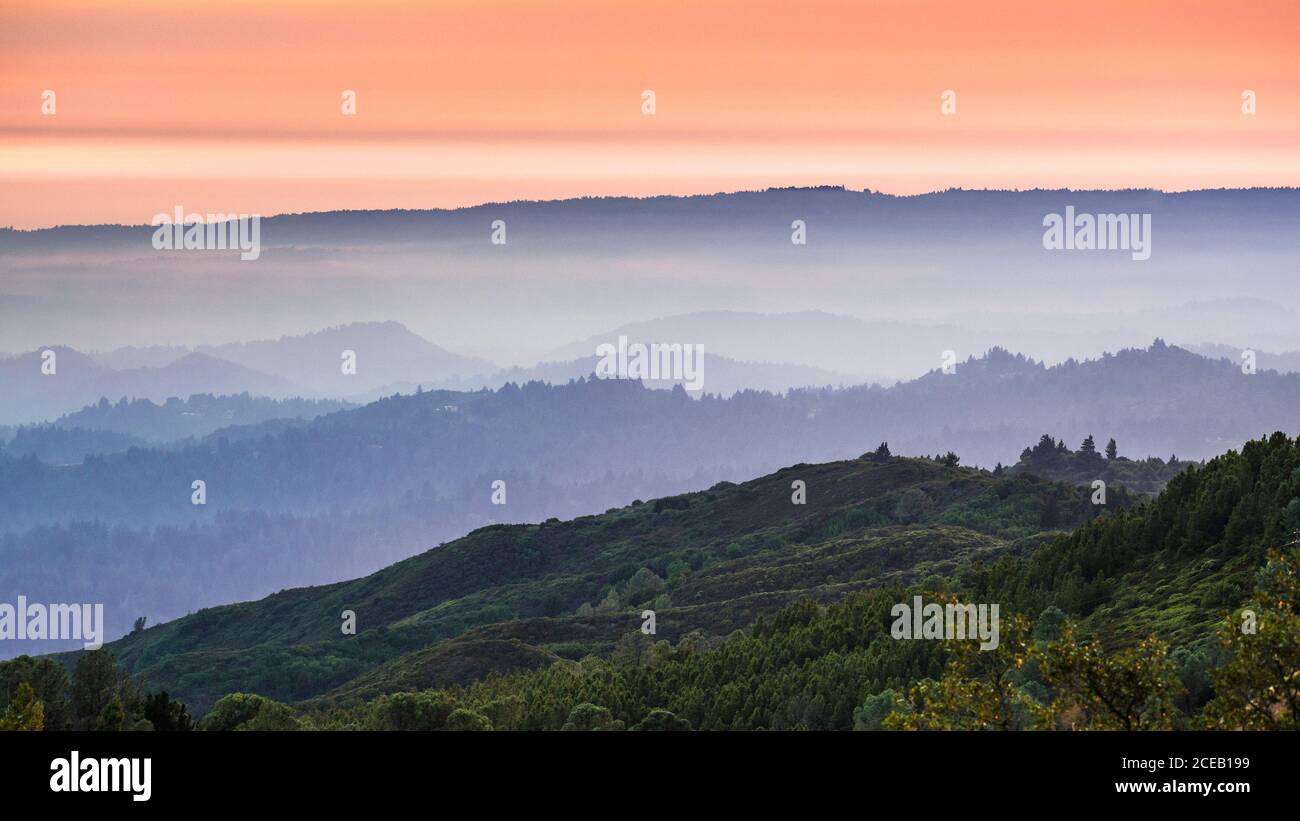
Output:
[
  {"xmin": 84, "ymin": 450, "xmax": 1122, "ymax": 713},
  {"xmin": 284, "ymin": 432, "xmax": 1300, "ymax": 731},
  {"xmin": 24, "ymin": 433, "xmax": 1300, "ymax": 732}
]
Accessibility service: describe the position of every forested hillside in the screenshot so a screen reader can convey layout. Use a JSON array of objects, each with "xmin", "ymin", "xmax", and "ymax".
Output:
[
  {"xmin": 288, "ymin": 432, "xmax": 1300, "ymax": 731},
  {"xmin": 5, "ymin": 342, "xmax": 1296, "ymax": 656},
  {"xmin": 66, "ymin": 450, "xmax": 1121, "ymax": 712},
  {"xmin": 4, "ymin": 341, "xmax": 1297, "ymax": 535},
  {"xmin": 8, "ymin": 432, "xmax": 1300, "ymax": 731},
  {"xmin": 0, "ymin": 394, "xmax": 351, "ymax": 465}
]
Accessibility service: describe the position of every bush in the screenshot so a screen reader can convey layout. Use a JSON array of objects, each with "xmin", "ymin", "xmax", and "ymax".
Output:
[{"xmin": 893, "ymin": 488, "xmax": 933, "ymax": 524}]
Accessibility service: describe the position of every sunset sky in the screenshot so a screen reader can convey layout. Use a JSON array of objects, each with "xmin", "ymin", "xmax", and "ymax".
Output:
[{"xmin": 1, "ymin": 0, "xmax": 1297, "ymax": 228}]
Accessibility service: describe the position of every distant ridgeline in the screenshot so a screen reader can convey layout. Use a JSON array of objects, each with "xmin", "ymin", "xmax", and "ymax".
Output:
[
  {"xmin": 0, "ymin": 393, "xmax": 353, "ymax": 466},
  {"xmin": 1007, "ymin": 433, "xmax": 1196, "ymax": 495}
]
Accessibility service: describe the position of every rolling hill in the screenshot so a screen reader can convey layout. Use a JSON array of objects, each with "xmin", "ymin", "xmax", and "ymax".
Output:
[
  {"xmin": 5, "ymin": 340, "xmax": 1300, "ymax": 660},
  {"xmin": 0, "ymin": 347, "xmax": 296, "ymax": 425},
  {"xmin": 63, "ymin": 429, "xmax": 1300, "ymax": 729},
  {"xmin": 197, "ymin": 321, "xmax": 497, "ymax": 397},
  {"xmin": 84, "ymin": 453, "xmax": 1121, "ymax": 712}
]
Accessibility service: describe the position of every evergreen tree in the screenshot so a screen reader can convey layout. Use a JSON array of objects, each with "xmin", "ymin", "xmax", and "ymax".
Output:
[
  {"xmin": 0, "ymin": 656, "xmax": 70, "ymax": 730},
  {"xmin": 561, "ymin": 703, "xmax": 624, "ymax": 731},
  {"xmin": 143, "ymin": 692, "xmax": 193, "ymax": 731},
  {"xmin": 0, "ymin": 682, "xmax": 44, "ymax": 731},
  {"xmin": 95, "ymin": 696, "xmax": 125, "ymax": 731},
  {"xmin": 71, "ymin": 650, "xmax": 125, "ymax": 730}
]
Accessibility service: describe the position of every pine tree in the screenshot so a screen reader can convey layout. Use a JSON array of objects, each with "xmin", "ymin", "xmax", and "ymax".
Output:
[
  {"xmin": 1105, "ymin": 438, "xmax": 1118, "ymax": 460},
  {"xmin": 0, "ymin": 682, "xmax": 44, "ymax": 731}
]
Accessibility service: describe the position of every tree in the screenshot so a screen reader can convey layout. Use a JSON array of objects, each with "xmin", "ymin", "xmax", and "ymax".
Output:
[
  {"xmin": 624, "ymin": 567, "xmax": 667, "ymax": 602},
  {"xmin": 940, "ymin": 451, "xmax": 960, "ymax": 468},
  {"xmin": 132, "ymin": 616, "xmax": 147, "ymax": 633},
  {"xmin": 0, "ymin": 682, "xmax": 44, "ymax": 731},
  {"xmin": 853, "ymin": 689, "xmax": 904, "ymax": 731},
  {"xmin": 96, "ymin": 696, "xmax": 125, "ymax": 731},
  {"xmin": 1031, "ymin": 606, "xmax": 1066, "ymax": 642},
  {"xmin": 1079, "ymin": 434, "xmax": 1097, "ymax": 455},
  {"xmin": 871, "ymin": 442, "xmax": 891, "ymax": 461},
  {"xmin": 611, "ymin": 631, "xmax": 658, "ymax": 670},
  {"xmin": 238, "ymin": 701, "xmax": 301, "ymax": 731},
  {"xmin": 369, "ymin": 691, "xmax": 457, "ymax": 731},
  {"xmin": 71, "ymin": 650, "xmax": 129, "ymax": 730},
  {"xmin": 1105, "ymin": 438, "xmax": 1118, "ymax": 460},
  {"xmin": 595, "ymin": 589, "xmax": 621, "ymax": 613},
  {"xmin": 561, "ymin": 703, "xmax": 624, "ymax": 731},
  {"xmin": 632, "ymin": 709, "xmax": 691, "ymax": 731},
  {"xmin": 444, "ymin": 708, "xmax": 492, "ymax": 731},
  {"xmin": 1035, "ymin": 627, "xmax": 1184, "ymax": 730},
  {"xmin": 886, "ymin": 614, "xmax": 1043, "ymax": 730},
  {"xmin": 199, "ymin": 693, "xmax": 298, "ymax": 731},
  {"xmin": 143, "ymin": 692, "xmax": 193, "ymax": 731},
  {"xmin": 894, "ymin": 488, "xmax": 933, "ymax": 524},
  {"xmin": 0, "ymin": 656, "xmax": 70, "ymax": 730},
  {"xmin": 1201, "ymin": 547, "xmax": 1300, "ymax": 730}
]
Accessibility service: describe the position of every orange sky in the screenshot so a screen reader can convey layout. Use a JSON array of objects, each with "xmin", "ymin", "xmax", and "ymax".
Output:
[{"xmin": 0, "ymin": 0, "xmax": 1296, "ymax": 228}]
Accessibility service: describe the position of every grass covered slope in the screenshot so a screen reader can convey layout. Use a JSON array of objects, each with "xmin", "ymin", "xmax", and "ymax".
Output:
[
  {"xmin": 94, "ymin": 451, "xmax": 1119, "ymax": 713},
  {"xmin": 295, "ymin": 432, "xmax": 1300, "ymax": 731}
]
